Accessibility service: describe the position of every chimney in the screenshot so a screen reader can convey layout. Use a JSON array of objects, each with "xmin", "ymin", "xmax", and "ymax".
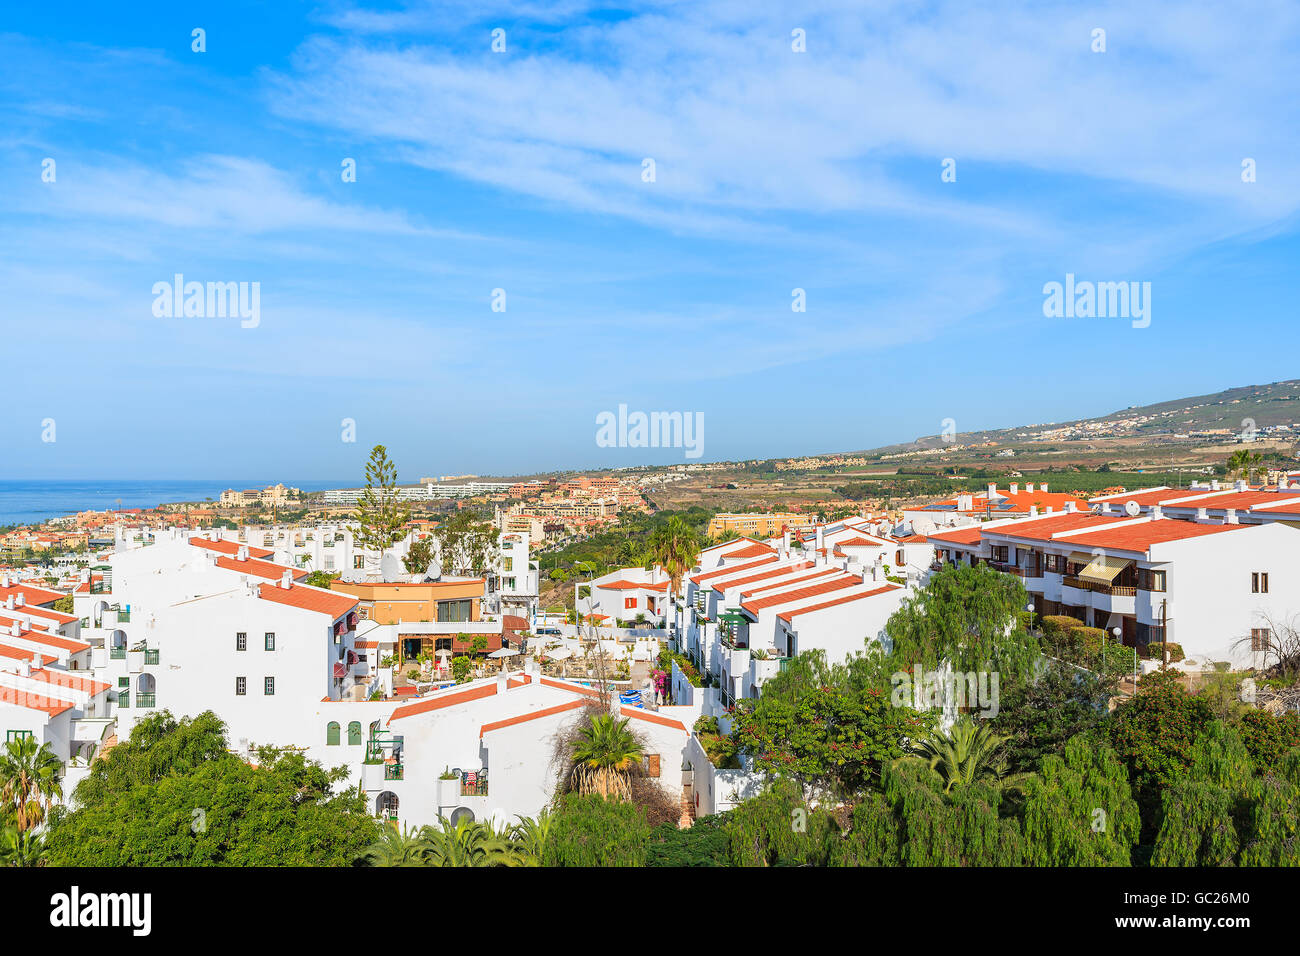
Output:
[
  {"xmin": 1235, "ymin": 479, "xmax": 1248, "ymax": 492},
  {"xmin": 1151, "ymin": 505, "xmax": 1163, "ymax": 520},
  {"xmin": 1026, "ymin": 482, "xmax": 1035, "ymax": 493},
  {"xmin": 1196, "ymin": 507, "xmax": 1208, "ymax": 521},
  {"xmin": 815, "ymin": 526, "xmax": 825, "ymax": 551},
  {"xmin": 1029, "ymin": 505, "xmax": 1039, "ymax": 517},
  {"xmin": 1010, "ymin": 483, "xmax": 1019, "ymax": 496},
  {"xmin": 1045, "ymin": 506, "xmax": 1054, "ymax": 514},
  {"xmin": 987, "ymin": 483, "xmax": 997, "ymax": 500},
  {"xmin": 19, "ymin": 660, "xmax": 30, "ymax": 678},
  {"xmin": 1211, "ymin": 480, "xmax": 1220, "ymax": 491},
  {"xmin": 14, "ymin": 594, "xmax": 24, "ymax": 608},
  {"xmin": 237, "ymin": 545, "xmax": 249, "ymax": 561},
  {"xmin": 1226, "ymin": 508, "xmax": 1238, "ymax": 525},
  {"xmin": 3, "ymin": 596, "xmax": 11, "ymax": 610},
  {"xmin": 279, "ymin": 570, "xmax": 293, "ymax": 589},
  {"xmin": 1100, "ymin": 502, "xmax": 1112, "ymax": 514},
  {"xmin": 1064, "ymin": 501, "xmax": 1077, "ymax": 513},
  {"xmin": 496, "ymin": 672, "xmax": 508, "ymax": 695},
  {"xmin": 1039, "ymin": 483, "xmax": 1048, "ymax": 493}
]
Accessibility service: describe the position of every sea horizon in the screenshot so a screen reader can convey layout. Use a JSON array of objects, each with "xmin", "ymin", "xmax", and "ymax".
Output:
[{"xmin": 0, "ymin": 479, "xmax": 350, "ymax": 528}]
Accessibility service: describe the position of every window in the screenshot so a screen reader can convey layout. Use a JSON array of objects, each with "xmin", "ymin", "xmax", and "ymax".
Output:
[
  {"xmin": 1251, "ymin": 628, "xmax": 1272, "ymax": 651},
  {"xmin": 264, "ymin": 632, "xmax": 276, "ymax": 651},
  {"xmin": 118, "ymin": 677, "xmax": 129, "ymax": 688},
  {"xmin": 625, "ymin": 597, "xmax": 638, "ymax": 610},
  {"xmin": 5, "ymin": 730, "xmax": 33, "ymax": 744},
  {"xmin": 235, "ymin": 677, "xmax": 247, "ymax": 696},
  {"xmin": 348, "ymin": 721, "xmax": 362, "ymax": 746},
  {"xmin": 326, "ymin": 721, "xmax": 341, "ymax": 746},
  {"xmin": 1252, "ymin": 572, "xmax": 1269, "ymax": 594},
  {"xmin": 353, "ymin": 556, "xmax": 364, "ymax": 570},
  {"xmin": 503, "ymin": 557, "xmax": 514, "ymax": 572},
  {"xmin": 236, "ymin": 631, "xmax": 247, "ymax": 651},
  {"xmin": 264, "ymin": 677, "xmax": 275, "ymax": 696},
  {"xmin": 1137, "ymin": 568, "xmax": 1166, "ymax": 592},
  {"xmin": 436, "ymin": 599, "xmax": 473, "ymax": 623}
]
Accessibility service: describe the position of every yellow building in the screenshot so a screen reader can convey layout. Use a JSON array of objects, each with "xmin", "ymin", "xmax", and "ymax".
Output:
[{"xmin": 706, "ymin": 512, "xmax": 818, "ymax": 539}]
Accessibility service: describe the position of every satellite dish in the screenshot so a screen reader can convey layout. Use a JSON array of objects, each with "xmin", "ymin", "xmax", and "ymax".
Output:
[
  {"xmin": 911, "ymin": 515, "xmax": 936, "ymax": 536},
  {"xmin": 1124, "ymin": 501, "xmax": 1141, "ymax": 517},
  {"xmin": 427, "ymin": 558, "xmax": 442, "ymax": 581},
  {"xmin": 380, "ymin": 553, "xmax": 403, "ymax": 581}
]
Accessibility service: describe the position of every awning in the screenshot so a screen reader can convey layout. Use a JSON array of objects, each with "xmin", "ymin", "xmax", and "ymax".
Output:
[
  {"xmin": 1077, "ymin": 554, "xmax": 1133, "ymax": 585},
  {"xmin": 1067, "ymin": 551, "xmax": 1096, "ymax": 567}
]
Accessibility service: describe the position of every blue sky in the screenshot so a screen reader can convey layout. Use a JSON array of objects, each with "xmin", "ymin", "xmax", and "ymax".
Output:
[{"xmin": 2, "ymin": 0, "xmax": 1298, "ymax": 481}]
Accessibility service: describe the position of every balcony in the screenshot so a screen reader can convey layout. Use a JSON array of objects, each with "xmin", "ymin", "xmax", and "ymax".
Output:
[
  {"xmin": 460, "ymin": 775, "xmax": 488, "ymax": 796},
  {"xmin": 117, "ymin": 693, "xmax": 129, "ymax": 709},
  {"xmin": 1062, "ymin": 576, "xmax": 1137, "ymax": 597},
  {"xmin": 136, "ymin": 693, "xmax": 156, "ymax": 708},
  {"xmin": 384, "ymin": 763, "xmax": 404, "ymax": 781},
  {"xmin": 109, "ymin": 647, "xmax": 126, "ymax": 660},
  {"xmin": 144, "ymin": 649, "xmax": 159, "ymax": 666}
]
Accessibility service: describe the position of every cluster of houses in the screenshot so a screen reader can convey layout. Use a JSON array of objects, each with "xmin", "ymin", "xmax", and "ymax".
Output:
[{"xmin": 4, "ymin": 474, "xmax": 1299, "ymax": 832}]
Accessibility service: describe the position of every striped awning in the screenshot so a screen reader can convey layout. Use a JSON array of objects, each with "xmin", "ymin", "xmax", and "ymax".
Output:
[{"xmin": 1078, "ymin": 554, "xmax": 1133, "ymax": 585}]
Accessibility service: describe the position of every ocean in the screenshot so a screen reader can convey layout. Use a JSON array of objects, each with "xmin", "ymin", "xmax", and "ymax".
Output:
[{"xmin": 0, "ymin": 480, "xmax": 347, "ymax": 528}]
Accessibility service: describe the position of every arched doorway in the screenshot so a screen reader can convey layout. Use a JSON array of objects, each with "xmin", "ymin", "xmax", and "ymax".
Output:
[
  {"xmin": 376, "ymin": 791, "xmax": 399, "ymax": 820},
  {"xmin": 136, "ymin": 673, "xmax": 156, "ymax": 708}
]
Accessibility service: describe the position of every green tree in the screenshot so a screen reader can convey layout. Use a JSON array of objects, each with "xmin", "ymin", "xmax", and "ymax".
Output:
[
  {"xmin": 733, "ymin": 651, "xmax": 927, "ymax": 799},
  {"xmin": 1020, "ymin": 736, "xmax": 1140, "ymax": 866},
  {"xmin": 542, "ymin": 794, "xmax": 649, "ymax": 866},
  {"xmin": 358, "ymin": 824, "xmax": 429, "ymax": 866},
  {"xmin": 569, "ymin": 714, "xmax": 645, "ymax": 800},
  {"xmin": 352, "ymin": 444, "xmax": 411, "ymax": 569},
  {"xmin": 883, "ymin": 563, "xmax": 1039, "ymax": 683},
  {"xmin": 45, "ymin": 711, "xmax": 377, "ymax": 866},
  {"xmin": 901, "ymin": 716, "xmax": 1017, "ymax": 794},
  {"xmin": 417, "ymin": 816, "xmax": 521, "ymax": 867},
  {"xmin": 991, "ymin": 661, "xmax": 1115, "ymax": 772},
  {"xmin": 648, "ymin": 815, "xmax": 730, "ymax": 867},
  {"xmin": 402, "ymin": 538, "xmax": 436, "ymax": 576},
  {"xmin": 434, "ymin": 510, "xmax": 499, "ymax": 576},
  {"xmin": 644, "ymin": 515, "xmax": 700, "ymax": 599},
  {"xmin": 0, "ymin": 736, "xmax": 64, "ymax": 834}
]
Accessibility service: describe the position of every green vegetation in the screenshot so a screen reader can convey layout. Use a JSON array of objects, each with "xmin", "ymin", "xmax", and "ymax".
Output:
[
  {"xmin": 352, "ymin": 444, "xmax": 411, "ymax": 559},
  {"xmin": 43, "ymin": 712, "xmax": 378, "ymax": 866}
]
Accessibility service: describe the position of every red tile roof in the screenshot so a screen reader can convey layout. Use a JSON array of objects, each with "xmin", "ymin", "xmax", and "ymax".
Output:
[
  {"xmin": 722, "ymin": 543, "xmax": 777, "ymax": 559},
  {"xmin": 1160, "ymin": 490, "xmax": 1300, "ymax": 514},
  {"xmin": 31, "ymin": 668, "xmax": 111, "ymax": 695},
  {"xmin": 216, "ymin": 556, "xmax": 308, "ymax": 582},
  {"xmin": 712, "ymin": 561, "xmax": 813, "ymax": 596},
  {"xmin": 621, "ymin": 708, "xmax": 688, "ymax": 732},
  {"xmin": 600, "ymin": 579, "xmax": 667, "ymax": 591},
  {"xmin": 256, "ymin": 582, "xmax": 357, "ymax": 620},
  {"xmin": 1062, "ymin": 520, "xmax": 1247, "ymax": 554},
  {"xmin": 986, "ymin": 513, "xmax": 1133, "ymax": 542},
  {"xmin": 0, "ymin": 583, "xmax": 65, "ymax": 606},
  {"xmin": 741, "ymin": 575, "xmax": 859, "ymax": 614},
  {"xmin": 690, "ymin": 555, "xmax": 779, "ymax": 585},
  {"xmin": 480, "ymin": 699, "xmax": 586, "ymax": 737},
  {"xmin": 738, "ymin": 567, "xmax": 841, "ymax": 599},
  {"xmin": 777, "ymin": 584, "xmax": 901, "ymax": 623},
  {"xmin": 189, "ymin": 537, "xmax": 274, "ymax": 559},
  {"xmin": 0, "ymin": 685, "xmax": 73, "ymax": 717},
  {"xmin": 389, "ymin": 682, "xmax": 498, "ymax": 720},
  {"xmin": 927, "ymin": 526, "xmax": 984, "ymax": 545}
]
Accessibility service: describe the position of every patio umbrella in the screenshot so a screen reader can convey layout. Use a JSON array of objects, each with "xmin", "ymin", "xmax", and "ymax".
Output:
[{"xmin": 487, "ymin": 647, "xmax": 520, "ymax": 658}]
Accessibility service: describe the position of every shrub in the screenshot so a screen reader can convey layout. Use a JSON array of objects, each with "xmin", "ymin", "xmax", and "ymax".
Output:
[
  {"xmin": 1141, "ymin": 642, "xmax": 1184, "ymax": 663},
  {"xmin": 543, "ymin": 794, "xmax": 650, "ymax": 867},
  {"xmin": 1238, "ymin": 709, "xmax": 1300, "ymax": 769},
  {"xmin": 1041, "ymin": 615, "xmax": 1084, "ymax": 638}
]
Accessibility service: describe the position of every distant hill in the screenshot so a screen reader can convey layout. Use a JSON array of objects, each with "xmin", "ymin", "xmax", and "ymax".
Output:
[{"xmin": 856, "ymin": 379, "xmax": 1300, "ymax": 457}]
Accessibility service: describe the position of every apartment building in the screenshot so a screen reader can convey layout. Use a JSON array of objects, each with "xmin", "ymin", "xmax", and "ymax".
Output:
[
  {"xmin": 70, "ymin": 531, "xmax": 368, "ymax": 776},
  {"xmin": 705, "ymin": 512, "xmax": 818, "ymax": 539},
  {"xmin": 366, "ymin": 664, "xmax": 691, "ymax": 828},
  {"xmin": 578, "ymin": 566, "xmax": 671, "ymax": 626},
  {"xmin": 927, "ymin": 504, "xmax": 1300, "ymax": 667}
]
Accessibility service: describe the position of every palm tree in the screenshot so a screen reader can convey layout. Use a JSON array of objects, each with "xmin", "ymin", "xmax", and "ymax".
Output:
[
  {"xmin": 0, "ymin": 736, "xmax": 63, "ymax": 833},
  {"xmin": 508, "ymin": 810, "xmax": 551, "ymax": 865},
  {"xmin": 901, "ymin": 717, "xmax": 1011, "ymax": 794},
  {"xmin": 0, "ymin": 824, "xmax": 46, "ymax": 867},
  {"xmin": 358, "ymin": 824, "xmax": 428, "ymax": 867},
  {"xmin": 645, "ymin": 516, "xmax": 700, "ymax": 601},
  {"xmin": 418, "ymin": 816, "xmax": 519, "ymax": 867},
  {"xmin": 570, "ymin": 714, "xmax": 644, "ymax": 799}
]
